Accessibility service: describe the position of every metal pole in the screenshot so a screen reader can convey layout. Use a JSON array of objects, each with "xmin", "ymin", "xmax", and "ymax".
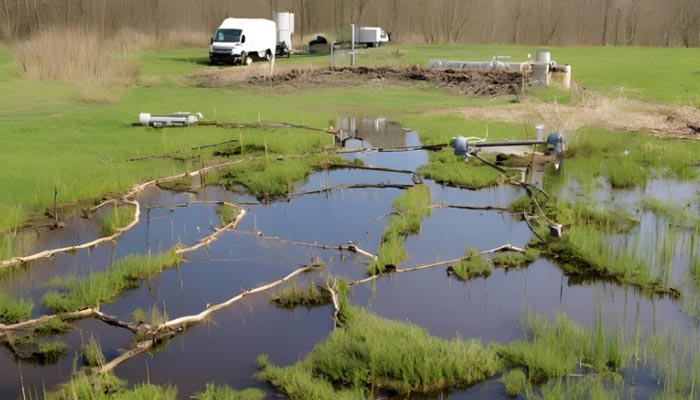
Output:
[
  {"xmin": 350, "ymin": 23, "xmax": 355, "ymax": 67},
  {"xmin": 330, "ymin": 41, "xmax": 334, "ymax": 68}
]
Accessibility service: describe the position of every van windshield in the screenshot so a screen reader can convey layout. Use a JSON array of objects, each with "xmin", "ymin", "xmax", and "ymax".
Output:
[{"xmin": 214, "ymin": 29, "xmax": 242, "ymax": 43}]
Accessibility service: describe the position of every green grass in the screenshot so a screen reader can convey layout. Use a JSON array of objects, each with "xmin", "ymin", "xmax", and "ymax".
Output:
[
  {"xmin": 33, "ymin": 316, "xmax": 71, "ymax": 335},
  {"xmin": 501, "ymin": 369, "xmax": 528, "ymax": 397},
  {"xmin": 557, "ymin": 128, "xmax": 700, "ymax": 191},
  {"xmin": 644, "ymin": 327, "xmax": 700, "ymax": 398},
  {"xmin": 214, "ymin": 153, "xmax": 348, "ymax": 201},
  {"xmin": 449, "ymin": 248, "xmax": 492, "ymax": 280},
  {"xmin": 45, "ymin": 373, "xmax": 177, "ymax": 400},
  {"xmin": 41, "ymin": 248, "xmax": 180, "ymax": 312},
  {"xmin": 368, "ymin": 185, "xmax": 431, "ymax": 275},
  {"xmin": 640, "ymin": 197, "xmax": 700, "ymax": 228},
  {"xmin": 98, "ymin": 203, "xmax": 136, "ymax": 236},
  {"xmin": 257, "ymin": 306, "xmax": 502, "ymax": 397},
  {"xmin": 418, "ymin": 150, "xmax": 511, "ymax": 189},
  {"xmin": 81, "ymin": 334, "xmax": 106, "ymax": 368},
  {"xmin": 215, "ymin": 203, "xmax": 238, "ymax": 226},
  {"xmin": 2, "ymin": 42, "xmax": 699, "ymax": 234},
  {"xmin": 270, "ymin": 279, "xmax": 332, "ymax": 309},
  {"xmin": 35, "ymin": 341, "xmax": 68, "ymax": 365},
  {"xmin": 0, "ymin": 293, "xmax": 33, "ymax": 324},
  {"xmin": 492, "ymin": 249, "xmax": 539, "ymax": 269},
  {"xmin": 193, "ymin": 383, "xmax": 265, "ymax": 400},
  {"xmin": 497, "ymin": 312, "xmax": 629, "ymax": 383}
]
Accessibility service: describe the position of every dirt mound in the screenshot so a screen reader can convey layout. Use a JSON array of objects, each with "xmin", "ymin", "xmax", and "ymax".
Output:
[{"xmin": 247, "ymin": 66, "xmax": 523, "ymax": 97}]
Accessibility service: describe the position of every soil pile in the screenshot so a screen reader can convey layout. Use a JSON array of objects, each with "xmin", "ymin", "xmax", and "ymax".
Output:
[{"xmin": 247, "ymin": 66, "xmax": 523, "ymax": 97}]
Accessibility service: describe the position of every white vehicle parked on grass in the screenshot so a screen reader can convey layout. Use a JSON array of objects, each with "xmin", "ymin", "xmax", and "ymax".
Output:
[{"xmin": 209, "ymin": 18, "xmax": 276, "ymax": 65}]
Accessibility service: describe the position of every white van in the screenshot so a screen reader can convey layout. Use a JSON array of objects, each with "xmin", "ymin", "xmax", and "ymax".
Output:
[{"xmin": 209, "ymin": 18, "xmax": 276, "ymax": 65}]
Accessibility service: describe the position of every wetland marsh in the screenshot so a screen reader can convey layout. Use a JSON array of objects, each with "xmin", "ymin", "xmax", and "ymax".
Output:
[{"xmin": 1, "ymin": 44, "xmax": 700, "ymax": 399}]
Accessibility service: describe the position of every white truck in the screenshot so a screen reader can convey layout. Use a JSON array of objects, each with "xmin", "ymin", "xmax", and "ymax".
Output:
[
  {"xmin": 354, "ymin": 27, "xmax": 390, "ymax": 48},
  {"xmin": 209, "ymin": 18, "xmax": 276, "ymax": 65}
]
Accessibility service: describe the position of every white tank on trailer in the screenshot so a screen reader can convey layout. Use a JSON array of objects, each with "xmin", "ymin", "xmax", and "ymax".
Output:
[{"xmin": 275, "ymin": 12, "xmax": 294, "ymax": 52}]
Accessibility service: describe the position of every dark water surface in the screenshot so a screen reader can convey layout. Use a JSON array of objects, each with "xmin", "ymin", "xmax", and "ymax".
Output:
[{"xmin": 1, "ymin": 118, "xmax": 699, "ymax": 399}]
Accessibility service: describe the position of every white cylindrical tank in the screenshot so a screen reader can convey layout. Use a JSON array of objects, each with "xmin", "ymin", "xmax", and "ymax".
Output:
[
  {"xmin": 535, "ymin": 50, "xmax": 550, "ymax": 63},
  {"xmin": 536, "ymin": 124, "xmax": 545, "ymax": 141},
  {"xmin": 275, "ymin": 12, "xmax": 294, "ymax": 49}
]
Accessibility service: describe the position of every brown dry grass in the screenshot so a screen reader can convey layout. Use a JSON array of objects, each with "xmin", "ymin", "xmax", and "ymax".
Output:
[{"xmin": 448, "ymin": 85, "xmax": 700, "ymax": 139}]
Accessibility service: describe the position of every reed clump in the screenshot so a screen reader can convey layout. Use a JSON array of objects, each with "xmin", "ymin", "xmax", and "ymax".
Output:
[
  {"xmin": 42, "ymin": 248, "xmax": 180, "ymax": 312},
  {"xmin": 492, "ymin": 249, "xmax": 539, "ymax": 269},
  {"xmin": 193, "ymin": 382, "xmax": 265, "ymax": 400},
  {"xmin": 257, "ymin": 306, "xmax": 502, "ymax": 397},
  {"xmin": 45, "ymin": 373, "xmax": 177, "ymax": 400},
  {"xmin": 497, "ymin": 313, "xmax": 629, "ymax": 383},
  {"xmin": 0, "ymin": 293, "xmax": 33, "ymax": 324},
  {"xmin": 81, "ymin": 334, "xmax": 105, "ymax": 368},
  {"xmin": 98, "ymin": 203, "xmax": 136, "ymax": 237},
  {"xmin": 448, "ymin": 248, "xmax": 492, "ymax": 280},
  {"xmin": 215, "ymin": 203, "xmax": 239, "ymax": 227},
  {"xmin": 219, "ymin": 154, "xmax": 348, "ymax": 201},
  {"xmin": 271, "ymin": 279, "xmax": 332, "ymax": 309},
  {"xmin": 368, "ymin": 185, "xmax": 431, "ymax": 275},
  {"xmin": 33, "ymin": 316, "xmax": 71, "ymax": 335},
  {"xmin": 501, "ymin": 369, "xmax": 527, "ymax": 397},
  {"xmin": 418, "ymin": 150, "xmax": 509, "ymax": 189}
]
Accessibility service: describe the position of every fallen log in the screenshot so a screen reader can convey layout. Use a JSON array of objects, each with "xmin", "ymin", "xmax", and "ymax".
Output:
[
  {"xmin": 349, "ymin": 243, "xmax": 526, "ymax": 286},
  {"xmin": 430, "ymin": 203, "xmax": 512, "ymax": 212},
  {"xmin": 0, "ymin": 200, "xmax": 140, "ymax": 269},
  {"xmin": 239, "ymin": 230, "xmax": 377, "ymax": 260},
  {"xmin": 289, "ymin": 183, "xmax": 414, "ymax": 199}
]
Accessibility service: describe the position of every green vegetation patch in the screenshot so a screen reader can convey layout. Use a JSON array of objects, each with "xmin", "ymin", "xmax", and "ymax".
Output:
[
  {"xmin": 156, "ymin": 177, "xmax": 192, "ymax": 192},
  {"xmin": 418, "ymin": 150, "xmax": 508, "ymax": 189},
  {"xmin": 46, "ymin": 373, "xmax": 177, "ymax": 400},
  {"xmin": 271, "ymin": 280, "xmax": 332, "ymax": 309},
  {"xmin": 33, "ymin": 316, "xmax": 71, "ymax": 335},
  {"xmin": 42, "ymin": 248, "xmax": 180, "ymax": 312},
  {"xmin": 368, "ymin": 185, "xmax": 431, "ymax": 275},
  {"xmin": 640, "ymin": 197, "xmax": 700, "ymax": 228},
  {"xmin": 501, "ymin": 369, "xmax": 527, "ymax": 397},
  {"xmin": 448, "ymin": 248, "xmax": 492, "ymax": 280},
  {"xmin": 561, "ymin": 128, "xmax": 700, "ymax": 190},
  {"xmin": 497, "ymin": 313, "xmax": 628, "ymax": 383},
  {"xmin": 194, "ymin": 383, "xmax": 266, "ymax": 400},
  {"xmin": 81, "ymin": 334, "xmax": 106, "ymax": 368},
  {"xmin": 215, "ymin": 203, "xmax": 239, "ymax": 226},
  {"xmin": 0, "ymin": 293, "xmax": 33, "ymax": 324},
  {"xmin": 257, "ymin": 307, "xmax": 502, "ymax": 397},
  {"xmin": 492, "ymin": 249, "xmax": 539, "ymax": 269},
  {"xmin": 644, "ymin": 327, "xmax": 700, "ymax": 398},
  {"xmin": 98, "ymin": 203, "xmax": 136, "ymax": 237},
  {"xmin": 217, "ymin": 154, "xmax": 349, "ymax": 201}
]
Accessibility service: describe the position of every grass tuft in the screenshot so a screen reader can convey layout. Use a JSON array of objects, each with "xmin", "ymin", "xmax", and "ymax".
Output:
[
  {"xmin": 501, "ymin": 369, "xmax": 527, "ymax": 397},
  {"xmin": 33, "ymin": 317, "xmax": 71, "ymax": 335},
  {"xmin": 42, "ymin": 248, "xmax": 180, "ymax": 312},
  {"xmin": 193, "ymin": 382, "xmax": 265, "ymax": 400},
  {"xmin": 98, "ymin": 203, "xmax": 136, "ymax": 237},
  {"xmin": 0, "ymin": 294, "xmax": 33, "ymax": 324},
  {"xmin": 449, "ymin": 248, "xmax": 492, "ymax": 280},
  {"xmin": 271, "ymin": 279, "xmax": 332, "ymax": 309},
  {"xmin": 368, "ymin": 185, "xmax": 431, "ymax": 275},
  {"xmin": 81, "ymin": 334, "xmax": 106, "ymax": 368},
  {"xmin": 258, "ymin": 306, "xmax": 502, "ymax": 396}
]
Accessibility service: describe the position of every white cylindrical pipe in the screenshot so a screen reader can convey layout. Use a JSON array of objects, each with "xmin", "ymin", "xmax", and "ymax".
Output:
[
  {"xmin": 536, "ymin": 50, "xmax": 550, "ymax": 63},
  {"xmin": 536, "ymin": 124, "xmax": 545, "ymax": 141}
]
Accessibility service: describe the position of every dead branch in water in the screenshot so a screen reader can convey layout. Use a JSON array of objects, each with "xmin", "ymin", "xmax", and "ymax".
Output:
[
  {"xmin": 325, "ymin": 277, "xmax": 340, "ymax": 326},
  {"xmin": 289, "ymin": 183, "xmax": 414, "ymax": 199},
  {"xmin": 239, "ymin": 230, "xmax": 377, "ymax": 260},
  {"xmin": 175, "ymin": 208, "xmax": 246, "ymax": 255},
  {"xmin": 0, "ymin": 200, "xmax": 141, "ymax": 269},
  {"xmin": 98, "ymin": 264, "xmax": 319, "ymax": 374},
  {"xmin": 430, "ymin": 203, "xmax": 512, "ymax": 212},
  {"xmin": 349, "ymin": 243, "xmax": 525, "ymax": 287},
  {"xmin": 0, "ymin": 309, "xmax": 96, "ymax": 332}
]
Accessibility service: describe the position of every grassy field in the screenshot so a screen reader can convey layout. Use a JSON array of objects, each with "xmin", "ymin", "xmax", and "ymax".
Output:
[{"xmin": 1, "ymin": 41, "xmax": 698, "ymax": 235}]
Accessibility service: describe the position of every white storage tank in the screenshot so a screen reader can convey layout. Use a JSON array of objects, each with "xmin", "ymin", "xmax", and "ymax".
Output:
[{"xmin": 275, "ymin": 12, "xmax": 294, "ymax": 50}]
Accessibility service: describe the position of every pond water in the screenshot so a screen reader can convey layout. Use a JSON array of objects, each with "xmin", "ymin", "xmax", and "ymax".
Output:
[{"xmin": 1, "ymin": 117, "xmax": 699, "ymax": 399}]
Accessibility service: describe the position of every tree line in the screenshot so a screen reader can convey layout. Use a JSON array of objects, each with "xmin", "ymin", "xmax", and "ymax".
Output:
[{"xmin": 1, "ymin": 0, "xmax": 699, "ymax": 47}]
